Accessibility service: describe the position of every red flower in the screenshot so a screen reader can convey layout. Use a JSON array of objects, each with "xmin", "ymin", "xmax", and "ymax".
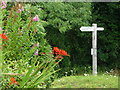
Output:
[
  {"xmin": 10, "ymin": 77, "xmax": 19, "ymax": 85},
  {"xmin": 59, "ymin": 50, "xmax": 70, "ymax": 56},
  {"xmin": 53, "ymin": 47, "xmax": 70, "ymax": 56},
  {"xmin": 53, "ymin": 47, "xmax": 60, "ymax": 54},
  {"xmin": 0, "ymin": 33, "xmax": 8, "ymax": 40}
]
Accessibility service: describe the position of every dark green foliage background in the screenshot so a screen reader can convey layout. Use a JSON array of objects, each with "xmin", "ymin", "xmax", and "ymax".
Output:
[
  {"xmin": 30, "ymin": 2, "xmax": 120, "ymax": 76},
  {"xmin": 41, "ymin": 3, "xmax": 92, "ymax": 75},
  {"xmin": 92, "ymin": 2, "xmax": 120, "ymax": 69}
]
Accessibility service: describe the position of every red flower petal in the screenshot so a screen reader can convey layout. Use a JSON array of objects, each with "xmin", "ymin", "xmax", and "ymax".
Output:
[
  {"xmin": 60, "ymin": 50, "xmax": 70, "ymax": 56},
  {"xmin": 0, "ymin": 34, "xmax": 8, "ymax": 40},
  {"xmin": 53, "ymin": 47, "xmax": 59, "ymax": 51},
  {"xmin": 10, "ymin": 82, "xmax": 13, "ymax": 85},
  {"xmin": 10, "ymin": 77, "xmax": 19, "ymax": 85}
]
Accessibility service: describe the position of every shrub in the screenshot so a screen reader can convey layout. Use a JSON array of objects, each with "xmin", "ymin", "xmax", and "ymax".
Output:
[{"xmin": 1, "ymin": 2, "xmax": 65, "ymax": 88}]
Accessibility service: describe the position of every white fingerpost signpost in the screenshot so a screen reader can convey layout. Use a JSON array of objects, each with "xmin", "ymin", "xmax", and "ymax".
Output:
[{"xmin": 80, "ymin": 24, "xmax": 104, "ymax": 75}]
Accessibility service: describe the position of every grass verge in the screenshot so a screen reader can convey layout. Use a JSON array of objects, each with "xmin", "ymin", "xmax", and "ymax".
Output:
[{"xmin": 51, "ymin": 75, "xmax": 118, "ymax": 88}]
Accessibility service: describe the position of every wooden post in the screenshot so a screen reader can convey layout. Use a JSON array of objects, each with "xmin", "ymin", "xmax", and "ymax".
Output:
[
  {"xmin": 92, "ymin": 24, "xmax": 97, "ymax": 75},
  {"xmin": 80, "ymin": 23, "xmax": 104, "ymax": 76}
]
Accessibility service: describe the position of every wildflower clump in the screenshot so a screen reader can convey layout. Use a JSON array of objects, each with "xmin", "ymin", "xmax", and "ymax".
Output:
[{"xmin": 1, "ymin": 3, "xmax": 56, "ymax": 88}]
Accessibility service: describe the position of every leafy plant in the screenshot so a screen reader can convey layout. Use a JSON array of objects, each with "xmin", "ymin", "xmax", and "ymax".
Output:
[{"xmin": 1, "ymin": 2, "xmax": 65, "ymax": 88}]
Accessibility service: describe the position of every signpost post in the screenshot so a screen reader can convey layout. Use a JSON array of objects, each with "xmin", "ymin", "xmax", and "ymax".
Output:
[{"xmin": 80, "ymin": 24, "xmax": 104, "ymax": 75}]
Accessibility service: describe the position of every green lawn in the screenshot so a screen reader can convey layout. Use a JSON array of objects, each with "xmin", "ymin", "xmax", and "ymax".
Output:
[{"xmin": 51, "ymin": 75, "xmax": 118, "ymax": 88}]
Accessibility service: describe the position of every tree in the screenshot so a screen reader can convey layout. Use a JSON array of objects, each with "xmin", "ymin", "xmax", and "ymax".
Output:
[{"xmin": 92, "ymin": 2, "xmax": 120, "ymax": 69}]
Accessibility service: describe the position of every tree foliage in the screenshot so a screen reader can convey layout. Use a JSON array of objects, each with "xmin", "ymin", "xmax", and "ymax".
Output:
[
  {"xmin": 92, "ymin": 2, "xmax": 120, "ymax": 69},
  {"xmin": 36, "ymin": 2, "xmax": 120, "ymax": 73},
  {"xmin": 31, "ymin": 2, "xmax": 92, "ymax": 75}
]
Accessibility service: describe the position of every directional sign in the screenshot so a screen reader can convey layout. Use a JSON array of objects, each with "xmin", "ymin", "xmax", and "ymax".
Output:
[
  {"xmin": 80, "ymin": 27, "xmax": 104, "ymax": 32},
  {"xmin": 80, "ymin": 26, "xmax": 94, "ymax": 31},
  {"xmin": 80, "ymin": 24, "xmax": 104, "ymax": 76},
  {"xmin": 97, "ymin": 27, "xmax": 104, "ymax": 31}
]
